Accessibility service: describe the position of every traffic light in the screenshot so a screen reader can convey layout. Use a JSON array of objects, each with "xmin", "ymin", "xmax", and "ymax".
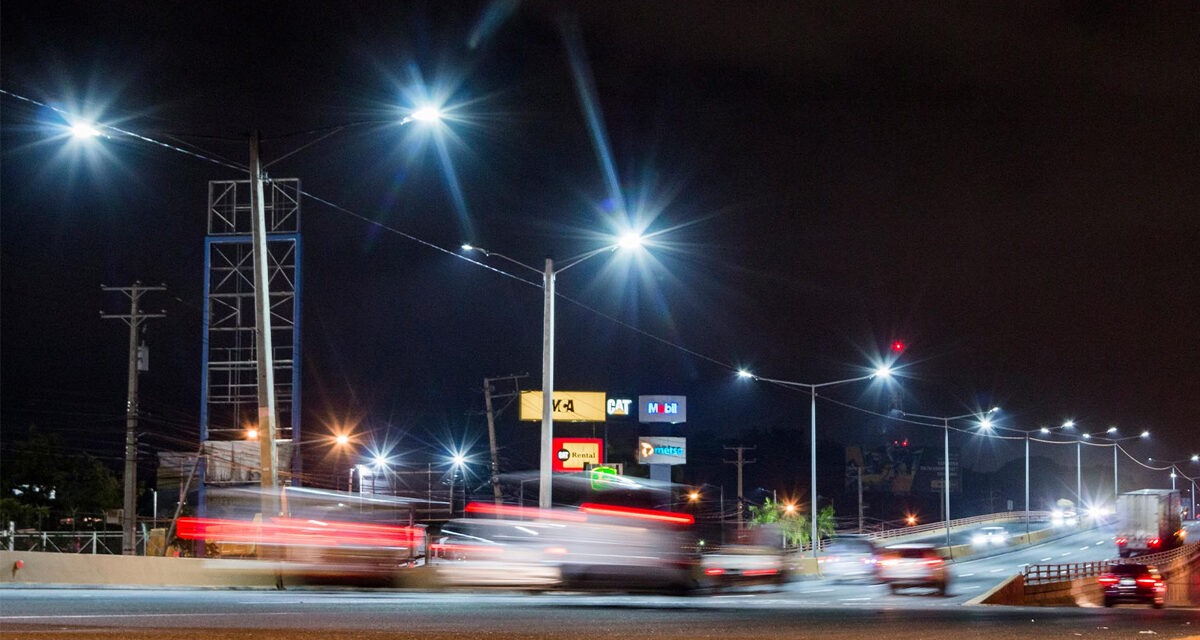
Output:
[{"xmin": 890, "ymin": 340, "xmax": 905, "ymax": 353}]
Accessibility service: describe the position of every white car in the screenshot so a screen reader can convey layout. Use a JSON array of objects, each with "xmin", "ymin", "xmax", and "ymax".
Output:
[
  {"xmin": 971, "ymin": 526, "xmax": 1009, "ymax": 547},
  {"xmin": 877, "ymin": 544, "xmax": 950, "ymax": 595}
]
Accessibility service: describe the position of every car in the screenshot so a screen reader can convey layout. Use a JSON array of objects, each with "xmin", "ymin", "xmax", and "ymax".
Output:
[
  {"xmin": 1099, "ymin": 563, "xmax": 1165, "ymax": 608},
  {"xmin": 971, "ymin": 526, "xmax": 1010, "ymax": 547},
  {"xmin": 701, "ymin": 544, "xmax": 784, "ymax": 590},
  {"xmin": 820, "ymin": 535, "xmax": 880, "ymax": 582},
  {"xmin": 433, "ymin": 518, "xmax": 563, "ymax": 588},
  {"xmin": 877, "ymin": 544, "xmax": 950, "ymax": 595}
]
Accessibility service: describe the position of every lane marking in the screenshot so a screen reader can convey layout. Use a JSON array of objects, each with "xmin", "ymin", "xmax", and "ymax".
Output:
[
  {"xmin": 1040, "ymin": 557, "xmax": 1053, "ymax": 562},
  {"xmin": 959, "ymin": 573, "xmax": 975, "ymax": 577},
  {"xmin": 1060, "ymin": 552, "xmax": 1071, "ymax": 557},
  {"xmin": 989, "ymin": 568, "xmax": 1004, "ymax": 573},
  {"xmin": 0, "ymin": 613, "xmax": 297, "ymax": 620},
  {"xmin": 1080, "ymin": 546, "xmax": 1090, "ymax": 550}
]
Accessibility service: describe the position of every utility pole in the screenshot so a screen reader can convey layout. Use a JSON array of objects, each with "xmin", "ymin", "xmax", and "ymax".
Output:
[
  {"xmin": 101, "ymin": 282, "xmax": 165, "ymax": 556},
  {"xmin": 857, "ymin": 464, "xmax": 864, "ymax": 534},
  {"xmin": 723, "ymin": 446, "xmax": 756, "ymax": 534},
  {"xmin": 248, "ymin": 132, "xmax": 280, "ymax": 524},
  {"xmin": 482, "ymin": 374, "xmax": 528, "ymax": 507}
]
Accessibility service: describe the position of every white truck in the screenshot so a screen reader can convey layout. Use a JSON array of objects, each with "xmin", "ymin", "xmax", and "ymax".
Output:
[{"xmin": 1115, "ymin": 489, "xmax": 1183, "ymax": 557}]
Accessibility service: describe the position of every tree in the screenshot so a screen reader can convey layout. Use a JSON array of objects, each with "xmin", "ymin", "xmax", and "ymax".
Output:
[
  {"xmin": 748, "ymin": 498, "xmax": 837, "ymax": 547},
  {"xmin": 0, "ymin": 426, "xmax": 121, "ymax": 529}
]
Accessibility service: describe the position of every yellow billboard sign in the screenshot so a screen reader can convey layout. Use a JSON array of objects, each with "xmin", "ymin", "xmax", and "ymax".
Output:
[{"xmin": 519, "ymin": 391, "xmax": 607, "ymax": 422}]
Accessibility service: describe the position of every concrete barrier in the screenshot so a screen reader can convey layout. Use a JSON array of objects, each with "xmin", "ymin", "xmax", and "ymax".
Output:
[{"xmin": 1, "ymin": 550, "xmax": 279, "ymax": 588}]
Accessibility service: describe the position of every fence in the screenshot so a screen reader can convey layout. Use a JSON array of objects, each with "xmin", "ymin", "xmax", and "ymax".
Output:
[
  {"xmin": 1022, "ymin": 540, "xmax": 1200, "ymax": 586},
  {"xmin": 2, "ymin": 528, "xmax": 149, "ymax": 555}
]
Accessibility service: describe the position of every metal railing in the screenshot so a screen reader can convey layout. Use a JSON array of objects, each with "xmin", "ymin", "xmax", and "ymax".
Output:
[
  {"xmin": 795, "ymin": 510, "xmax": 1052, "ymax": 553},
  {"xmin": 2, "ymin": 530, "xmax": 148, "ymax": 555},
  {"xmin": 866, "ymin": 510, "xmax": 1052, "ymax": 542},
  {"xmin": 1022, "ymin": 541, "xmax": 1200, "ymax": 586},
  {"xmin": 1023, "ymin": 560, "xmax": 1112, "ymax": 585}
]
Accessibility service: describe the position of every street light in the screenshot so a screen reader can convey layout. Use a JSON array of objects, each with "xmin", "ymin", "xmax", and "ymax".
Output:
[
  {"xmin": 903, "ymin": 407, "xmax": 998, "ymax": 551},
  {"xmin": 739, "ymin": 364, "xmax": 892, "ymax": 558},
  {"xmin": 462, "ymin": 235, "xmax": 644, "ymax": 509}
]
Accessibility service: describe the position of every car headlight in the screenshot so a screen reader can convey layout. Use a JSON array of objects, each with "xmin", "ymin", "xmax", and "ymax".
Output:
[{"xmin": 972, "ymin": 535, "xmax": 987, "ymax": 546}]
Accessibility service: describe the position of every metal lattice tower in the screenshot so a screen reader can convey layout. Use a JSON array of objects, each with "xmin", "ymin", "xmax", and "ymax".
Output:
[{"xmin": 200, "ymin": 178, "xmax": 302, "ymax": 483}]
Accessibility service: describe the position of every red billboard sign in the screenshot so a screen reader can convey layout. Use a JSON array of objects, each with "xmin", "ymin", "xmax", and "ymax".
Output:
[{"xmin": 552, "ymin": 437, "xmax": 603, "ymax": 472}]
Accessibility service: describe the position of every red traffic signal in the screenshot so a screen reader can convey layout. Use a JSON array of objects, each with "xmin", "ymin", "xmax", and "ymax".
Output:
[{"xmin": 890, "ymin": 340, "xmax": 905, "ymax": 353}]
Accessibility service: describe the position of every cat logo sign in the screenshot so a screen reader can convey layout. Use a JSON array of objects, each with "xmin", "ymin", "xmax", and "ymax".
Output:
[{"xmin": 519, "ymin": 391, "xmax": 606, "ymax": 422}]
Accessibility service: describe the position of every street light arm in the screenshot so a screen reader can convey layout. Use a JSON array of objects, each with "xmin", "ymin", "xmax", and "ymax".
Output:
[
  {"xmin": 554, "ymin": 244, "xmax": 619, "ymax": 274},
  {"xmin": 468, "ymin": 247, "xmax": 544, "ymax": 276}
]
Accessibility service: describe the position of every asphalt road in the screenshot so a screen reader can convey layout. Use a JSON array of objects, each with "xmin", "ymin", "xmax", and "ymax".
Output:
[{"xmin": 2, "ymin": 521, "xmax": 1197, "ymax": 640}]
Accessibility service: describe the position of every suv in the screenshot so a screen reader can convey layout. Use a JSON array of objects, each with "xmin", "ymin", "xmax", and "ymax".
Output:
[
  {"xmin": 877, "ymin": 544, "xmax": 950, "ymax": 595},
  {"xmin": 1099, "ymin": 563, "xmax": 1165, "ymax": 608},
  {"xmin": 820, "ymin": 535, "xmax": 880, "ymax": 582}
]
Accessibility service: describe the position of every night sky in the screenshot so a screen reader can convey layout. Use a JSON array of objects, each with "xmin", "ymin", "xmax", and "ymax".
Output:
[{"xmin": 2, "ymin": 1, "xmax": 1197, "ymax": 512}]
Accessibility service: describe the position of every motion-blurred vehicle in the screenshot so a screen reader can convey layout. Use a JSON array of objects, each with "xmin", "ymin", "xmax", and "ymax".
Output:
[
  {"xmin": 701, "ymin": 544, "xmax": 784, "ymax": 589},
  {"xmin": 819, "ymin": 535, "xmax": 880, "ymax": 582},
  {"xmin": 555, "ymin": 504, "xmax": 700, "ymax": 594},
  {"xmin": 1099, "ymin": 563, "xmax": 1165, "ymax": 608},
  {"xmin": 433, "ymin": 517, "xmax": 563, "ymax": 588},
  {"xmin": 971, "ymin": 526, "xmax": 1009, "ymax": 547},
  {"xmin": 1116, "ymin": 489, "xmax": 1184, "ymax": 557},
  {"xmin": 176, "ymin": 487, "xmax": 425, "ymax": 585},
  {"xmin": 877, "ymin": 544, "xmax": 950, "ymax": 595}
]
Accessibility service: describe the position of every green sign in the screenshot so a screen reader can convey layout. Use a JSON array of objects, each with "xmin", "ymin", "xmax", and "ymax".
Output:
[{"xmin": 589, "ymin": 465, "xmax": 619, "ymax": 491}]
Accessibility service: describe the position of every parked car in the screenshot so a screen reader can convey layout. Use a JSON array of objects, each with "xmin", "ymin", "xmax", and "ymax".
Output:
[
  {"xmin": 877, "ymin": 544, "xmax": 950, "ymax": 595},
  {"xmin": 820, "ymin": 535, "xmax": 880, "ymax": 582},
  {"xmin": 1099, "ymin": 563, "xmax": 1165, "ymax": 608}
]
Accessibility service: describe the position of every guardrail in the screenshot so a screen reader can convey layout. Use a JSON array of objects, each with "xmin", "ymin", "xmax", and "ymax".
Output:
[
  {"xmin": 1023, "ymin": 560, "xmax": 1112, "ymax": 585},
  {"xmin": 866, "ymin": 510, "xmax": 1052, "ymax": 542},
  {"xmin": 1022, "ymin": 540, "xmax": 1200, "ymax": 586},
  {"xmin": 797, "ymin": 510, "xmax": 1053, "ymax": 553}
]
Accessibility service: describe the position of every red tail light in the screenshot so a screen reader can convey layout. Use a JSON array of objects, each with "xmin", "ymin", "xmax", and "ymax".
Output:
[
  {"xmin": 1116, "ymin": 537, "xmax": 1127, "ymax": 545},
  {"xmin": 744, "ymin": 568, "xmax": 779, "ymax": 576},
  {"xmin": 923, "ymin": 558, "xmax": 944, "ymax": 565},
  {"xmin": 705, "ymin": 568, "xmax": 726, "ymax": 575},
  {"xmin": 578, "ymin": 503, "xmax": 695, "ymax": 525},
  {"xmin": 1098, "ymin": 575, "xmax": 1118, "ymax": 585},
  {"xmin": 1136, "ymin": 576, "xmax": 1157, "ymax": 585},
  {"xmin": 1148, "ymin": 538, "xmax": 1161, "ymax": 547}
]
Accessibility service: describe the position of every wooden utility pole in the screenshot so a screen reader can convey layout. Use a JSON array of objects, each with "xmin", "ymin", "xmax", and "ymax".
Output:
[
  {"xmin": 101, "ymin": 282, "xmax": 165, "ymax": 555},
  {"xmin": 482, "ymin": 374, "xmax": 527, "ymax": 506},
  {"xmin": 723, "ymin": 445, "xmax": 756, "ymax": 533}
]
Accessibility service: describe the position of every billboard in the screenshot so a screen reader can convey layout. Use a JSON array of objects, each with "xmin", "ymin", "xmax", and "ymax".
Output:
[
  {"xmin": 520, "ymin": 391, "xmax": 607, "ymax": 422},
  {"xmin": 552, "ymin": 437, "xmax": 604, "ymax": 472},
  {"xmin": 844, "ymin": 443, "xmax": 921, "ymax": 494},
  {"xmin": 638, "ymin": 395, "xmax": 686, "ymax": 423},
  {"xmin": 637, "ymin": 436, "xmax": 687, "ymax": 465}
]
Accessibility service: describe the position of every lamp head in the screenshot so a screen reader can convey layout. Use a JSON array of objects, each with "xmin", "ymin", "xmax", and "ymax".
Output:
[
  {"xmin": 1140, "ymin": 430, "xmax": 1150, "ymax": 438},
  {"xmin": 1106, "ymin": 427, "xmax": 1118, "ymax": 434},
  {"xmin": 335, "ymin": 434, "xmax": 350, "ymax": 446},
  {"xmin": 736, "ymin": 369, "xmax": 754, "ymax": 379},
  {"xmin": 409, "ymin": 106, "xmax": 442, "ymax": 122},
  {"xmin": 70, "ymin": 121, "xmax": 101, "ymax": 139},
  {"xmin": 461, "ymin": 243, "xmax": 474, "ymax": 251},
  {"xmin": 1062, "ymin": 420, "xmax": 1075, "ymax": 428},
  {"xmin": 617, "ymin": 232, "xmax": 643, "ymax": 250},
  {"xmin": 873, "ymin": 365, "xmax": 892, "ymax": 378}
]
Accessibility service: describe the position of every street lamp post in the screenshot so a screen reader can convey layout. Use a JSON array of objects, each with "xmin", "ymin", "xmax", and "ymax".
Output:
[
  {"xmin": 739, "ymin": 366, "xmax": 891, "ymax": 558},
  {"xmin": 1148, "ymin": 456, "xmax": 1199, "ymax": 516},
  {"xmin": 904, "ymin": 408, "xmax": 999, "ymax": 550},
  {"xmin": 463, "ymin": 235, "xmax": 642, "ymax": 509}
]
